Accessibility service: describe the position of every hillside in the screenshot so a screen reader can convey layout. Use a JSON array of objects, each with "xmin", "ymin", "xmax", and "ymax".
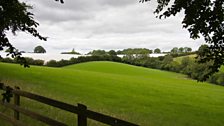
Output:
[
  {"xmin": 0, "ymin": 61, "xmax": 224, "ymax": 126},
  {"xmin": 174, "ymin": 54, "xmax": 224, "ymax": 72}
]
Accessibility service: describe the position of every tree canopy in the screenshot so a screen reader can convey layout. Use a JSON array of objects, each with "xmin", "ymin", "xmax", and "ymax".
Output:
[
  {"xmin": 117, "ymin": 48, "xmax": 153, "ymax": 55},
  {"xmin": 154, "ymin": 48, "xmax": 161, "ymax": 53},
  {"xmin": 0, "ymin": 0, "xmax": 63, "ymax": 66},
  {"xmin": 34, "ymin": 45, "xmax": 46, "ymax": 53},
  {"xmin": 88, "ymin": 50, "xmax": 107, "ymax": 56},
  {"xmin": 140, "ymin": 0, "xmax": 224, "ymax": 81}
]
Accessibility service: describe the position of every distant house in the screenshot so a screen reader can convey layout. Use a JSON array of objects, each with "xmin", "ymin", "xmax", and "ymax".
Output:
[{"xmin": 149, "ymin": 53, "xmax": 166, "ymax": 57}]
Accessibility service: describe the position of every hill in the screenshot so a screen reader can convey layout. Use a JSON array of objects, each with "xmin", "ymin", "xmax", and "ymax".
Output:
[{"xmin": 0, "ymin": 61, "xmax": 224, "ymax": 126}]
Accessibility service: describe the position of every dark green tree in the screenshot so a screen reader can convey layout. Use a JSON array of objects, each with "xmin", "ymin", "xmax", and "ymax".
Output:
[
  {"xmin": 197, "ymin": 44, "xmax": 210, "ymax": 59},
  {"xmin": 119, "ymin": 48, "xmax": 152, "ymax": 55},
  {"xmin": 154, "ymin": 48, "xmax": 161, "ymax": 53},
  {"xmin": 178, "ymin": 47, "xmax": 184, "ymax": 53},
  {"xmin": 108, "ymin": 50, "xmax": 117, "ymax": 56},
  {"xmin": 0, "ymin": 0, "xmax": 63, "ymax": 103},
  {"xmin": 184, "ymin": 47, "xmax": 192, "ymax": 53},
  {"xmin": 88, "ymin": 50, "xmax": 107, "ymax": 56},
  {"xmin": 140, "ymin": 0, "xmax": 224, "ymax": 81},
  {"xmin": 170, "ymin": 47, "xmax": 178, "ymax": 54},
  {"xmin": 34, "ymin": 45, "xmax": 46, "ymax": 53}
]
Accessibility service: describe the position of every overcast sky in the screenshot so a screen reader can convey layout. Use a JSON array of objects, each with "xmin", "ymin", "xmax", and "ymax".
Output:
[{"xmin": 9, "ymin": 0, "xmax": 205, "ymax": 54}]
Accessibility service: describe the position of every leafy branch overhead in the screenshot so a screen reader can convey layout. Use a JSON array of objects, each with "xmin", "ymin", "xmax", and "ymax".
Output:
[
  {"xmin": 140, "ymin": 0, "xmax": 224, "ymax": 81},
  {"xmin": 0, "ymin": 0, "xmax": 63, "ymax": 66}
]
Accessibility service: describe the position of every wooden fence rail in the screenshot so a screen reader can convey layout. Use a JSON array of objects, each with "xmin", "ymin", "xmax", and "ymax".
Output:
[{"xmin": 0, "ymin": 83, "xmax": 139, "ymax": 126}]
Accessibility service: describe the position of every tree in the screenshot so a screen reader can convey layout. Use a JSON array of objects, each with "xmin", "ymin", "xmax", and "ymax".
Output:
[
  {"xmin": 140, "ymin": 0, "xmax": 224, "ymax": 81},
  {"xmin": 197, "ymin": 45, "xmax": 210, "ymax": 58},
  {"xmin": 184, "ymin": 47, "xmax": 192, "ymax": 53},
  {"xmin": 0, "ymin": 0, "xmax": 63, "ymax": 103},
  {"xmin": 178, "ymin": 47, "xmax": 184, "ymax": 53},
  {"xmin": 0, "ymin": 0, "xmax": 63, "ymax": 66},
  {"xmin": 34, "ymin": 45, "xmax": 46, "ymax": 53},
  {"xmin": 88, "ymin": 50, "xmax": 107, "ymax": 56},
  {"xmin": 119, "ymin": 48, "xmax": 152, "ymax": 55},
  {"xmin": 154, "ymin": 48, "xmax": 161, "ymax": 53},
  {"xmin": 170, "ymin": 47, "xmax": 178, "ymax": 54},
  {"xmin": 108, "ymin": 50, "xmax": 117, "ymax": 56}
]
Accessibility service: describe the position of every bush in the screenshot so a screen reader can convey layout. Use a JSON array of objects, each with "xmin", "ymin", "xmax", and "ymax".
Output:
[
  {"xmin": 46, "ymin": 60, "xmax": 59, "ymax": 67},
  {"xmin": 45, "ymin": 55, "xmax": 122, "ymax": 67},
  {"xmin": 208, "ymin": 72, "xmax": 224, "ymax": 86}
]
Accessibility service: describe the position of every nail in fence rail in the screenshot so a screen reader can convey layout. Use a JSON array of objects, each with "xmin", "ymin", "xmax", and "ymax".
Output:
[{"xmin": 0, "ymin": 83, "xmax": 139, "ymax": 126}]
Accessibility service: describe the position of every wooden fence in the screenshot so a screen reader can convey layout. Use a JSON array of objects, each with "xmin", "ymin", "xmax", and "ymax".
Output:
[{"xmin": 0, "ymin": 83, "xmax": 139, "ymax": 126}]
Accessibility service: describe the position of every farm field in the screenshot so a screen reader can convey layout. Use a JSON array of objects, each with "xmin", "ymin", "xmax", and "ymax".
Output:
[{"xmin": 0, "ymin": 61, "xmax": 224, "ymax": 126}]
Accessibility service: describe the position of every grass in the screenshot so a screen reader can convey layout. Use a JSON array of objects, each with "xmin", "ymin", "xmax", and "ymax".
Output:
[
  {"xmin": 220, "ymin": 66, "xmax": 224, "ymax": 72},
  {"xmin": 173, "ymin": 54, "xmax": 196, "ymax": 63},
  {"xmin": 0, "ymin": 61, "xmax": 224, "ymax": 126}
]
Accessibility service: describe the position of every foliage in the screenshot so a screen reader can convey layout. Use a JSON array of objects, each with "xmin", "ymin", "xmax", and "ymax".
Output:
[
  {"xmin": 23, "ymin": 57, "xmax": 44, "ymax": 66},
  {"xmin": 208, "ymin": 72, "xmax": 224, "ymax": 86},
  {"xmin": 0, "ymin": 0, "xmax": 63, "ymax": 66},
  {"xmin": 46, "ymin": 55, "xmax": 122, "ymax": 67},
  {"xmin": 0, "ymin": 57, "xmax": 44, "ymax": 66},
  {"xmin": 46, "ymin": 60, "xmax": 59, "ymax": 67},
  {"xmin": 0, "ymin": 0, "xmax": 44, "ymax": 61},
  {"xmin": 117, "ymin": 48, "xmax": 153, "ymax": 55},
  {"xmin": 170, "ymin": 47, "xmax": 179, "ymax": 54},
  {"xmin": 140, "ymin": 0, "xmax": 224, "ymax": 81},
  {"xmin": 108, "ymin": 50, "xmax": 117, "ymax": 56},
  {"xmin": 121, "ymin": 51, "xmax": 224, "ymax": 86},
  {"xmin": 170, "ymin": 47, "xmax": 192, "ymax": 55},
  {"xmin": 88, "ymin": 50, "xmax": 108, "ymax": 56},
  {"xmin": 154, "ymin": 48, "xmax": 161, "ymax": 53},
  {"xmin": 184, "ymin": 47, "xmax": 192, "ymax": 52},
  {"xmin": 169, "ymin": 47, "xmax": 196, "ymax": 57},
  {"xmin": 34, "ymin": 45, "xmax": 46, "ymax": 53},
  {"xmin": 1, "ymin": 86, "xmax": 13, "ymax": 103}
]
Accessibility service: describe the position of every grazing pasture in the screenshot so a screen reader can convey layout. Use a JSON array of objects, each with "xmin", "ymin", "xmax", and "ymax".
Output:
[{"xmin": 0, "ymin": 61, "xmax": 224, "ymax": 126}]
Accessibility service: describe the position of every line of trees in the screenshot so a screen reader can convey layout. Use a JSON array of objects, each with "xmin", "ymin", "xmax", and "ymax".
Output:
[
  {"xmin": 116, "ymin": 48, "xmax": 153, "ymax": 55},
  {"xmin": 0, "ymin": 57, "xmax": 44, "ymax": 66},
  {"xmin": 1, "ymin": 45, "xmax": 223, "ymax": 85},
  {"xmin": 45, "ymin": 55, "xmax": 122, "ymax": 67},
  {"xmin": 87, "ymin": 47, "xmax": 193, "ymax": 56}
]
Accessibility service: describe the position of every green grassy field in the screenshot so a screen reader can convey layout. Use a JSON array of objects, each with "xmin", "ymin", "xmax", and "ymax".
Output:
[{"xmin": 0, "ymin": 61, "xmax": 224, "ymax": 126}]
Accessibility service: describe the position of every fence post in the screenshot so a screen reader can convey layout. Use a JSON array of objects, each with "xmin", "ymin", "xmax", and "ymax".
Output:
[
  {"xmin": 14, "ymin": 86, "xmax": 20, "ymax": 120},
  {"xmin": 77, "ymin": 103, "xmax": 87, "ymax": 126}
]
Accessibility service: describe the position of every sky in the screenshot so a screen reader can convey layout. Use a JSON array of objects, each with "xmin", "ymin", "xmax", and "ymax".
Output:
[{"xmin": 8, "ymin": 0, "xmax": 205, "ymax": 54}]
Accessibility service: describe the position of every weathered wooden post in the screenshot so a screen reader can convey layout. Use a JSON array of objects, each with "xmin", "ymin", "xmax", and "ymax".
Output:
[
  {"xmin": 77, "ymin": 103, "xmax": 87, "ymax": 126},
  {"xmin": 14, "ymin": 86, "xmax": 20, "ymax": 121}
]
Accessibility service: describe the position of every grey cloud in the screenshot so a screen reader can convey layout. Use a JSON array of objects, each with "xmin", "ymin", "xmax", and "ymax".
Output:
[
  {"xmin": 9, "ymin": 0, "xmax": 203, "ymax": 54},
  {"xmin": 29, "ymin": 0, "xmax": 137, "ymax": 22}
]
